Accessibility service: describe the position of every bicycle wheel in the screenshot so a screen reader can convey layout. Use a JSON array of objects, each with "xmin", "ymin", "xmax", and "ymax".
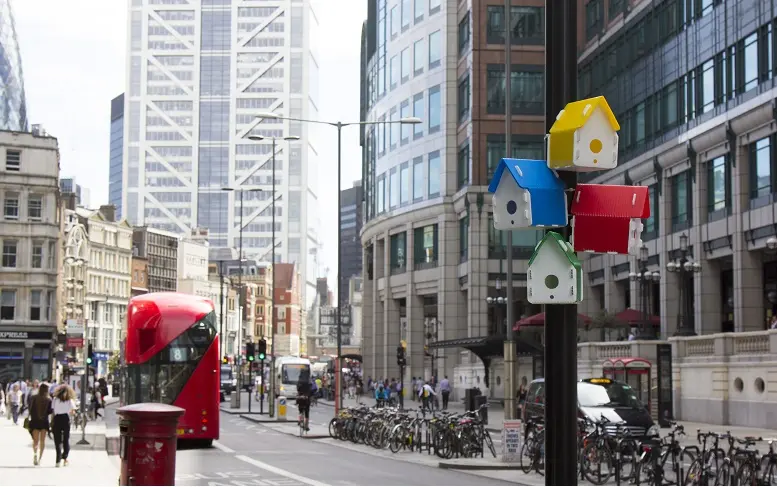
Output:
[
  {"xmin": 520, "ymin": 439, "xmax": 534, "ymax": 474},
  {"xmin": 482, "ymin": 429, "xmax": 497, "ymax": 458},
  {"xmin": 389, "ymin": 427, "xmax": 405, "ymax": 453},
  {"xmin": 714, "ymin": 458, "xmax": 733, "ymax": 486},
  {"xmin": 761, "ymin": 461, "xmax": 777, "ymax": 485},
  {"xmin": 735, "ymin": 460, "xmax": 757, "ymax": 486},
  {"xmin": 685, "ymin": 458, "xmax": 704, "ymax": 486},
  {"xmin": 581, "ymin": 442, "xmax": 614, "ymax": 485}
]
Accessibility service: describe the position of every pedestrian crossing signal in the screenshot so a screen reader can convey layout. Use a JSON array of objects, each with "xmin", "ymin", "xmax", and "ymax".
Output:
[
  {"xmin": 86, "ymin": 344, "xmax": 94, "ymax": 365},
  {"xmin": 246, "ymin": 342, "xmax": 256, "ymax": 362},
  {"xmin": 257, "ymin": 338, "xmax": 267, "ymax": 361}
]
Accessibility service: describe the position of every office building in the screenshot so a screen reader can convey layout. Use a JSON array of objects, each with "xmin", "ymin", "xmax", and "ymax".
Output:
[
  {"xmin": 132, "ymin": 226, "xmax": 179, "ymax": 293},
  {"xmin": 121, "ymin": 0, "xmax": 322, "ymax": 312},
  {"xmin": 0, "ymin": 0, "xmax": 27, "ymax": 131},
  {"xmin": 109, "ymin": 94, "xmax": 124, "ymax": 220},
  {"xmin": 339, "ymin": 181, "xmax": 364, "ymax": 304},
  {"xmin": 359, "ymin": 0, "xmax": 546, "ymax": 391},
  {"xmin": 0, "ymin": 130, "xmax": 61, "ymax": 380},
  {"xmin": 59, "ymin": 177, "xmax": 91, "ymax": 208}
]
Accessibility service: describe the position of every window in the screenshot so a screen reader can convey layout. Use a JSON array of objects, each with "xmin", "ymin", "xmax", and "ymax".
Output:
[
  {"xmin": 428, "ymin": 151, "xmax": 441, "ymax": 197},
  {"xmin": 414, "ymin": 225, "xmax": 438, "ymax": 267},
  {"xmin": 644, "ymin": 185, "xmax": 659, "ymax": 240},
  {"xmin": 390, "ymin": 168, "xmax": 400, "ymax": 208},
  {"xmin": 104, "ymin": 329, "xmax": 114, "ymax": 351},
  {"xmin": 742, "ymin": 33, "xmax": 758, "ymax": 93},
  {"xmin": 486, "ymin": 6, "xmax": 544, "ymax": 45},
  {"xmin": 46, "ymin": 290, "xmax": 53, "ymax": 321},
  {"xmin": 2, "ymin": 240, "xmax": 17, "ymax": 268},
  {"xmin": 3, "ymin": 193, "xmax": 19, "ymax": 220},
  {"xmin": 459, "ymin": 216, "xmax": 469, "ymax": 261},
  {"xmin": 413, "ymin": 157, "xmax": 424, "ymax": 200},
  {"xmin": 401, "ymin": 48, "xmax": 411, "ymax": 81},
  {"xmin": 48, "ymin": 241, "xmax": 55, "ymax": 269},
  {"xmin": 377, "ymin": 175, "xmax": 386, "ymax": 213},
  {"xmin": 428, "ymin": 86, "xmax": 441, "ymax": 133},
  {"xmin": 428, "ymin": 30, "xmax": 441, "ymax": 69},
  {"xmin": 413, "ymin": 39, "xmax": 424, "ymax": 75},
  {"xmin": 671, "ymin": 171, "xmax": 692, "ymax": 230},
  {"xmin": 458, "ymin": 11, "xmax": 470, "ymax": 54},
  {"xmin": 28, "ymin": 195, "xmax": 42, "ymax": 221},
  {"xmin": 700, "ymin": 59, "xmax": 714, "ymax": 114},
  {"xmin": 5, "ymin": 150, "xmax": 20, "ymax": 171},
  {"xmin": 390, "ymin": 55, "xmax": 398, "ymax": 89},
  {"xmin": 400, "ymin": 163, "xmax": 410, "ymax": 205},
  {"xmin": 401, "ymin": 0, "xmax": 411, "ymax": 30},
  {"xmin": 0, "ymin": 290, "xmax": 15, "ymax": 320},
  {"xmin": 400, "ymin": 100, "xmax": 411, "ymax": 143},
  {"xmin": 105, "ymin": 303, "xmax": 112, "ymax": 323},
  {"xmin": 390, "ymin": 108, "xmax": 398, "ymax": 148},
  {"xmin": 390, "ymin": 232, "xmax": 407, "ymax": 273},
  {"xmin": 31, "ymin": 241, "xmax": 43, "ymax": 268},
  {"xmin": 390, "ymin": 6, "xmax": 398, "ymax": 38},
  {"xmin": 487, "ymin": 218, "xmax": 543, "ymax": 257},
  {"xmin": 378, "ymin": 114, "xmax": 386, "ymax": 154},
  {"xmin": 750, "ymin": 136, "xmax": 773, "ymax": 202},
  {"xmin": 585, "ymin": 0, "xmax": 603, "ymax": 41},
  {"xmin": 458, "ymin": 74, "xmax": 470, "ymax": 122},
  {"xmin": 30, "ymin": 290, "xmax": 42, "ymax": 321},
  {"xmin": 429, "ymin": 0, "xmax": 440, "ymax": 14},
  {"xmin": 486, "ymin": 64, "xmax": 544, "ymax": 115},
  {"xmin": 609, "ymin": 0, "xmax": 626, "ymax": 17},
  {"xmin": 486, "ymin": 134, "xmax": 544, "ymax": 179},
  {"xmin": 413, "ymin": 93, "xmax": 424, "ymax": 138},
  {"xmin": 708, "ymin": 155, "xmax": 730, "ymax": 219},
  {"xmin": 414, "ymin": 0, "xmax": 424, "ymax": 22},
  {"xmin": 458, "ymin": 143, "xmax": 469, "ymax": 190}
]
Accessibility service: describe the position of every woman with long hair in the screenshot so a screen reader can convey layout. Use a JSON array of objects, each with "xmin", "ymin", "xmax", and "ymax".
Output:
[
  {"xmin": 28, "ymin": 383, "xmax": 52, "ymax": 466},
  {"xmin": 52, "ymin": 385, "xmax": 76, "ymax": 467}
]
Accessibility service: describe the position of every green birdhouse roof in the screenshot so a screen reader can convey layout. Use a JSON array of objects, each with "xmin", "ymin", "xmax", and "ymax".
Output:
[{"xmin": 528, "ymin": 231, "xmax": 582, "ymax": 269}]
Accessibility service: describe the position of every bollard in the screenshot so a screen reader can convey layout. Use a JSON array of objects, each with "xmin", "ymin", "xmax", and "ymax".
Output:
[
  {"xmin": 277, "ymin": 395, "xmax": 287, "ymax": 421},
  {"xmin": 117, "ymin": 403, "xmax": 185, "ymax": 486}
]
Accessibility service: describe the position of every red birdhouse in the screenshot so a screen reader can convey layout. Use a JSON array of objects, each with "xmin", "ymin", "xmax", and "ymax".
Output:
[{"xmin": 570, "ymin": 184, "xmax": 650, "ymax": 255}]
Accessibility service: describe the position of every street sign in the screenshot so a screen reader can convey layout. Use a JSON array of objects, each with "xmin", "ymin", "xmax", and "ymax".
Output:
[
  {"xmin": 66, "ymin": 319, "xmax": 85, "ymax": 337},
  {"xmin": 501, "ymin": 420, "xmax": 522, "ymax": 464},
  {"xmin": 67, "ymin": 337, "xmax": 84, "ymax": 348}
]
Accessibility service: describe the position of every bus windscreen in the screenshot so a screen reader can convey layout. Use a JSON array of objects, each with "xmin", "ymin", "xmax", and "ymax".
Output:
[{"xmin": 282, "ymin": 364, "xmax": 309, "ymax": 384}]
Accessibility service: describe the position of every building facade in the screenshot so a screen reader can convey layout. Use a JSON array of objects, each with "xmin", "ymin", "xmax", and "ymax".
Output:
[
  {"xmin": 132, "ymin": 226, "xmax": 179, "ymax": 293},
  {"xmin": 60, "ymin": 177, "xmax": 90, "ymax": 208},
  {"xmin": 130, "ymin": 256, "xmax": 148, "ymax": 297},
  {"xmin": 74, "ymin": 205, "xmax": 133, "ymax": 377},
  {"xmin": 340, "ymin": 181, "xmax": 364, "ymax": 303},
  {"xmin": 273, "ymin": 263, "xmax": 302, "ymax": 356},
  {"xmin": 109, "ymin": 93, "xmax": 124, "ymax": 220},
  {"xmin": 0, "ymin": 131, "xmax": 61, "ymax": 381},
  {"xmin": 359, "ymin": 0, "xmax": 546, "ymax": 390},
  {"xmin": 121, "ymin": 0, "xmax": 322, "ymax": 312},
  {"xmin": 0, "ymin": 0, "xmax": 27, "ymax": 132}
]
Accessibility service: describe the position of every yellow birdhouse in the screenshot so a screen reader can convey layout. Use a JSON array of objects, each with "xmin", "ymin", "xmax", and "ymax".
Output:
[{"xmin": 547, "ymin": 96, "xmax": 620, "ymax": 172}]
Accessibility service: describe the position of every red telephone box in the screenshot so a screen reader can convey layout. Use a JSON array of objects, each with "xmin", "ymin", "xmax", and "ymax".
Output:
[{"xmin": 602, "ymin": 357, "xmax": 652, "ymax": 409}]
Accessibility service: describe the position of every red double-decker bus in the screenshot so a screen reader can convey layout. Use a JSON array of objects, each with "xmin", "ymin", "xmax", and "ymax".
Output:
[{"xmin": 121, "ymin": 292, "xmax": 219, "ymax": 445}]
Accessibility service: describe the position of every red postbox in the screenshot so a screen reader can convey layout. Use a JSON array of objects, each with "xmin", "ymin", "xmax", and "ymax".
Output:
[{"xmin": 118, "ymin": 403, "xmax": 185, "ymax": 486}]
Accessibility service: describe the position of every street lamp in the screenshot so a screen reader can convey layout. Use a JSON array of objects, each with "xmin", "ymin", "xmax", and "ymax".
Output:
[
  {"xmin": 666, "ymin": 233, "xmax": 702, "ymax": 336},
  {"xmin": 253, "ymin": 111, "xmax": 421, "ymax": 414},
  {"xmin": 629, "ymin": 245, "xmax": 660, "ymax": 339},
  {"xmin": 767, "ymin": 236, "xmax": 777, "ymax": 250}
]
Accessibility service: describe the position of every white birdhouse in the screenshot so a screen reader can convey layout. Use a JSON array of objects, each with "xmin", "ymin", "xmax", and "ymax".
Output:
[
  {"xmin": 547, "ymin": 96, "xmax": 620, "ymax": 173},
  {"xmin": 527, "ymin": 232, "xmax": 583, "ymax": 305}
]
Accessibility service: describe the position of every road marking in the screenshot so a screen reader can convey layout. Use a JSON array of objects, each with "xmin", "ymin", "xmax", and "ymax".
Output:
[
  {"xmin": 235, "ymin": 455, "xmax": 329, "ymax": 486},
  {"xmin": 213, "ymin": 441, "xmax": 235, "ymax": 453}
]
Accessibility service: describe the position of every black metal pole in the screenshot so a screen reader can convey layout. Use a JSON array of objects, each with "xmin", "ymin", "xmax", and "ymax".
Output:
[
  {"xmin": 544, "ymin": 0, "xmax": 578, "ymax": 484},
  {"xmin": 269, "ymin": 138, "xmax": 277, "ymax": 417},
  {"xmin": 238, "ymin": 190, "xmax": 244, "ymax": 398},
  {"xmin": 248, "ymin": 357, "xmax": 252, "ymax": 413},
  {"xmin": 336, "ymin": 122, "xmax": 343, "ymax": 413},
  {"xmin": 219, "ymin": 262, "xmax": 225, "ymax": 360},
  {"xmin": 259, "ymin": 360, "xmax": 265, "ymax": 414}
]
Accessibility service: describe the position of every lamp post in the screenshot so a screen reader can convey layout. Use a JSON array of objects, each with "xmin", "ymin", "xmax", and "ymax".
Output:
[
  {"xmin": 629, "ymin": 245, "xmax": 660, "ymax": 340},
  {"xmin": 253, "ymin": 111, "xmax": 421, "ymax": 414},
  {"xmin": 667, "ymin": 233, "xmax": 702, "ymax": 336}
]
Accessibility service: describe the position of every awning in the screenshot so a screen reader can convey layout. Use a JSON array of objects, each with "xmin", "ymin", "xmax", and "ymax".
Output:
[
  {"xmin": 603, "ymin": 357, "xmax": 652, "ymax": 369},
  {"xmin": 513, "ymin": 311, "xmax": 592, "ymax": 331},
  {"xmin": 615, "ymin": 308, "xmax": 660, "ymax": 326}
]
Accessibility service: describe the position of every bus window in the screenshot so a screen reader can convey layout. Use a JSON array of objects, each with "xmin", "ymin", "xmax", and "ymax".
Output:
[{"xmin": 281, "ymin": 364, "xmax": 309, "ymax": 384}]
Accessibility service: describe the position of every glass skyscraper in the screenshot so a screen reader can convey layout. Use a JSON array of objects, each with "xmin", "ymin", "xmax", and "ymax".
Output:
[
  {"xmin": 122, "ymin": 0, "xmax": 321, "ymax": 310},
  {"xmin": 109, "ymin": 93, "xmax": 124, "ymax": 219},
  {"xmin": 0, "ymin": 0, "xmax": 27, "ymax": 131}
]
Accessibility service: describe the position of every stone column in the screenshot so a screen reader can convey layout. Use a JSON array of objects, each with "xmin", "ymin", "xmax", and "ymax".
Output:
[
  {"xmin": 385, "ymin": 297, "xmax": 401, "ymax": 380},
  {"xmin": 660, "ymin": 174, "xmax": 680, "ymax": 337},
  {"xmin": 732, "ymin": 137, "xmax": 765, "ymax": 332},
  {"xmin": 438, "ymin": 213, "xmax": 465, "ymax": 381},
  {"xmin": 603, "ymin": 255, "xmax": 622, "ymax": 311},
  {"xmin": 362, "ymin": 241, "xmax": 376, "ymax": 377},
  {"xmin": 696, "ymin": 260, "xmax": 721, "ymax": 335},
  {"xmin": 407, "ymin": 294, "xmax": 425, "ymax": 385},
  {"xmin": 467, "ymin": 201, "xmax": 488, "ymax": 341}
]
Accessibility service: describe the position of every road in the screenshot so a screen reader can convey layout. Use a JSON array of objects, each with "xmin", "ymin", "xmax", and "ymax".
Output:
[{"xmin": 105, "ymin": 403, "xmax": 516, "ymax": 486}]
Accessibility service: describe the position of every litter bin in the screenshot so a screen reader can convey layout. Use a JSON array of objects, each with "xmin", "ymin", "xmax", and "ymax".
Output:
[
  {"xmin": 464, "ymin": 388, "xmax": 478, "ymax": 412},
  {"xmin": 475, "ymin": 395, "xmax": 488, "ymax": 425},
  {"xmin": 230, "ymin": 391, "xmax": 239, "ymax": 408}
]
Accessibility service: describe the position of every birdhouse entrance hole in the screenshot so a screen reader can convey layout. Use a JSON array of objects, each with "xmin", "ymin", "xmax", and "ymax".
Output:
[{"xmin": 545, "ymin": 274, "xmax": 559, "ymax": 299}]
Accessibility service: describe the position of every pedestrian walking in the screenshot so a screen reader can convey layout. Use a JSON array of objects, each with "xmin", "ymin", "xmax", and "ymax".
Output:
[
  {"xmin": 0, "ymin": 384, "xmax": 5, "ymax": 417},
  {"xmin": 28, "ymin": 383, "xmax": 52, "ymax": 466},
  {"xmin": 52, "ymin": 385, "xmax": 76, "ymax": 467},
  {"xmin": 439, "ymin": 375, "xmax": 451, "ymax": 410},
  {"xmin": 8, "ymin": 383, "xmax": 22, "ymax": 424},
  {"xmin": 91, "ymin": 387, "xmax": 103, "ymax": 420}
]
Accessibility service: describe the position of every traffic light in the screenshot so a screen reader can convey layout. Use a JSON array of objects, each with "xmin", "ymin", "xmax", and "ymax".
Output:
[
  {"xmin": 86, "ymin": 344, "xmax": 94, "ymax": 366},
  {"xmin": 396, "ymin": 342, "xmax": 406, "ymax": 367},
  {"xmin": 246, "ymin": 342, "xmax": 256, "ymax": 362},
  {"xmin": 257, "ymin": 339, "xmax": 267, "ymax": 361},
  {"xmin": 222, "ymin": 356, "xmax": 229, "ymax": 364}
]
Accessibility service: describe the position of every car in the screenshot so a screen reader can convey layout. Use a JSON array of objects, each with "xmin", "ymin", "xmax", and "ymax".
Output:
[{"xmin": 522, "ymin": 377, "xmax": 659, "ymax": 440}]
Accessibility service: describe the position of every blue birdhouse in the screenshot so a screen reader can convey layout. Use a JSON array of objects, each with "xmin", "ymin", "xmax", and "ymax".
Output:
[{"xmin": 487, "ymin": 158, "xmax": 568, "ymax": 230}]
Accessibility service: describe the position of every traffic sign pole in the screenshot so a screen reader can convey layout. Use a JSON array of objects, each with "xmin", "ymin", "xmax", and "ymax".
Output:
[{"xmin": 544, "ymin": 0, "xmax": 578, "ymax": 484}]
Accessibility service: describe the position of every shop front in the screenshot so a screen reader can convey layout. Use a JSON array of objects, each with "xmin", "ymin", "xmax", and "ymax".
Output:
[{"xmin": 0, "ymin": 329, "xmax": 56, "ymax": 383}]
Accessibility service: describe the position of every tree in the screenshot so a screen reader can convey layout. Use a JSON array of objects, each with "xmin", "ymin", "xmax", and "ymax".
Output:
[
  {"xmin": 107, "ymin": 354, "xmax": 119, "ymax": 377},
  {"xmin": 589, "ymin": 309, "xmax": 621, "ymax": 342}
]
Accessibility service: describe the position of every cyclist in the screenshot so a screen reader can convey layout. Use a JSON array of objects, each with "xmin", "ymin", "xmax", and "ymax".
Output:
[
  {"xmin": 310, "ymin": 378, "xmax": 319, "ymax": 407},
  {"xmin": 296, "ymin": 377, "xmax": 311, "ymax": 432}
]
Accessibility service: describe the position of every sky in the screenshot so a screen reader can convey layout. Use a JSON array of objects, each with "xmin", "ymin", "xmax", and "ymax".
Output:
[{"xmin": 12, "ymin": 0, "xmax": 367, "ymax": 282}]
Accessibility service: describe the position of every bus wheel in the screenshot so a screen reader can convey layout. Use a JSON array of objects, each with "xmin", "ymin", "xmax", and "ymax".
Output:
[{"xmin": 202, "ymin": 439, "xmax": 213, "ymax": 448}]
